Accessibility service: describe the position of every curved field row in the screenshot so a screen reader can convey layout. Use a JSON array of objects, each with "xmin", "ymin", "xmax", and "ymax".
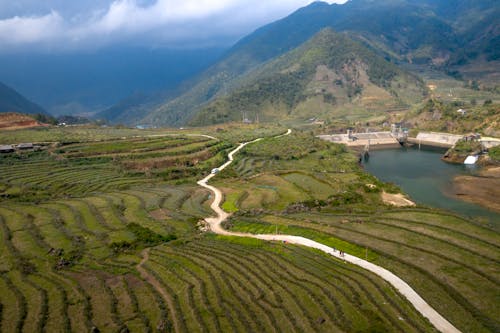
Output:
[
  {"xmin": 57, "ymin": 136, "xmax": 209, "ymax": 156},
  {"xmin": 0, "ymin": 158, "xmax": 151, "ymax": 199},
  {"xmin": 296, "ymin": 212, "xmax": 500, "ymax": 278},
  {"xmin": 180, "ymin": 189, "xmax": 211, "ymax": 218},
  {"xmin": 144, "ymin": 237, "xmax": 436, "ymax": 333},
  {"xmin": 64, "ymin": 139, "xmax": 219, "ymax": 161},
  {"xmin": 0, "ymin": 182, "xmax": 204, "ymax": 332},
  {"xmin": 233, "ymin": 156, "xmax": 279, "ymax": 178},
  {"xmin": 121, "ymin": 142, "xmax": 231, "ymax": 171},
  {"xmin": 228, "ymin": 152, "xmax": 359, "ymax": 213},
  {"xmin": 0, "ymin": 135, "xmax": 228, "ymax": 201},
  {"xmin": 303, "ymin": 211, "xmax": 500, "ymax": 279},
  {"xmin": 378, "ymin": 210, "xmax": 500, "ymax": 245},
  {"xmin": 302, "ymin": 208, "xmax": 495, "ymax": 250},
  {"xmin": 215, "ymin": 132, "xmax": 499, "ymax": 333},
  {"xmin": 1, "ymin": 129, "xmax": 498, "ymax": 333},
  {"xmin": 227, "ymin": 212, "xmax": 499, "ymax": 332}
]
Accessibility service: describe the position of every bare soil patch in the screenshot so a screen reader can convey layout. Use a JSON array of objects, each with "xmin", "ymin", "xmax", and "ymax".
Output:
[
  {"xmin": 0, "ymin": 112, "xmax": 46, "ymax": 130},
  {"xmin": 381, "ymin": 191, "xmax": 416, "ymax": 207},
  {"xmin": 149, "ymin": 209, "xmax": 170, "ymax": 220},
  {"xmin": 452, "ymin": 167, "xmax": 500, "ymax": 213}
]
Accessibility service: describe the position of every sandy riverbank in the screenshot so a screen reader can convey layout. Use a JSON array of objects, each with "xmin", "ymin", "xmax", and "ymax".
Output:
[
  {"xmin": 451, "ymin": 166, "xmax": 500, "ymax": 213},
  {"xmin": 381, "ymin": 192, "xmax": 416, "ymax": 207}
]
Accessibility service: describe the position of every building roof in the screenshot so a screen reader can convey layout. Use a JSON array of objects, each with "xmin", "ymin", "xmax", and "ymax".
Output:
[
  {"xmin": 17, "ymin": 143, "xmax": 34, "ymax": 149},
  {"xmin": 0, "ymin": 145, "xmax": 14, "ymax": 151}
]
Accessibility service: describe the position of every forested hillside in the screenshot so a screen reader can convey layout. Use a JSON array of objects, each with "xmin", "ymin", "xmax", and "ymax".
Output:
[
  {"xmin": 190, "ymin": 29, "xmax": 425, "ymax": 125},
  {"xmin": 129, "ymin": 0, "xmax": 498, "ymax": 127}
]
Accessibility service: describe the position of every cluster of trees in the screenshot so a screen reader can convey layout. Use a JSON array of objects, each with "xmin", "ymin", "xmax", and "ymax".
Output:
[
  {"xmin": 111, "ymin": 223, "xmax": 176, "ymax": 252},
  {"xmin": 228, "ymin": 68, "xmax": 310, "ymax": 112}
]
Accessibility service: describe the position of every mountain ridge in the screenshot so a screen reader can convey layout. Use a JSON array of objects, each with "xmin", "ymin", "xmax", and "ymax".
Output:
[
  {"xmin": 0, "ymin": 82, "xmax": 48, "ymax": 116},
  {"xmin": 103, "ymin": 0, "xmax": 498, "ymax": 126},
  {"xmin": 189, "ymin": 28, "xmax": 426, "ymax": 125}
]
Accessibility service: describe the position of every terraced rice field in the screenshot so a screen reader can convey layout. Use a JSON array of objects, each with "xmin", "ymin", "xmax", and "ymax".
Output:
[
  {"xmin": 143, "ymin": 236, "xmax": 437, "ymax": 333},
  {"xmin": 0, "ymin": 184, "xmax": 438, "ymax": 332},
  {"xmin": 0, "ymin": 135, "xmax": 232, "ymax": 200},
  {"xmin": 221, "ymin": 132, "xmax": 500, "ymax": 333},
  {"xmin": 0, "ymin": 134, "xmax": 221, "ymax": 332},
  {"xmin": 228, "ymin": 211, "xmax": 500, "ymax": 332},
  {"xmin": 0, "ymin": 127, "xmax": 498, "ymax": 332}
]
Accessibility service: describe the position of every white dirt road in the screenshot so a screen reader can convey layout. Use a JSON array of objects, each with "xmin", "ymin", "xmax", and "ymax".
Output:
[{"xmin": 197, "ymin": 129, "xmax": 460, "ymax": 333}]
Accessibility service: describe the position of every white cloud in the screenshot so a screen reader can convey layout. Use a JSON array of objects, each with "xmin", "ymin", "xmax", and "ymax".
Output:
[
  {"xmin": 89, "ymin": 0, "xmax": 235, "ymax": 34},
  {"xmin": 0, "ymin": 11, "xmax": 64, "ymax": 44},
  {"xmin": 0, "ymin": 0, "xmax": 349, "ymax": 50}
]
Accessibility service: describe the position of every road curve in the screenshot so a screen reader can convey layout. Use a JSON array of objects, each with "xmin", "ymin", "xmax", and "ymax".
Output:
[{"xmin": 197, "ymin": 129, "xmax": 461, "ymax": 333}]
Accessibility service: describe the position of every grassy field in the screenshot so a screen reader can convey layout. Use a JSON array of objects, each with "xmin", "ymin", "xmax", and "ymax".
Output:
[
  {"xmin": 0, "ymin": 123, "xmax": 286, "ymax": 146},
  {"xmin": 220, "ymin": 131, "xmax": 500, "ymax": 332},
  {"xmin": 0, "ymin": 124, "xmax": 498, "ymax": 332}
]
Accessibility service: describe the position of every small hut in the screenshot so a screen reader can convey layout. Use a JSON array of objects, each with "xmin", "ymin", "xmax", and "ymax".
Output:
[
  {"xmin": 17, "ymin": 143, "xmax": 34, "ymax": 150},
  {"xmin": 0, "ymin": 145, "xmax": 15, "ymax": 153}
]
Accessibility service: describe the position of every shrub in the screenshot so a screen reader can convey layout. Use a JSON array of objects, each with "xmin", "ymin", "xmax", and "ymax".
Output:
[
  {"xmin": 110, "ymin": 223, "xmax": 176, "ymax": 253},
  {"xmin": 489, "ymin": 146, "xmax": 500, "ymax": 162},
  {"xmin": 129, "ymin": 223, "xmax": 176, "ymax": 245},
  {"xmin": 453, "ymin": 140, "xmax": 481, "ymax": 154},
  {"xmin": 18, "ymin": 257, "xmax": 37, "ymax": 275},
  {"xmin": 328, "ymin": 191, "xmax": 363, "ymax": 206}
]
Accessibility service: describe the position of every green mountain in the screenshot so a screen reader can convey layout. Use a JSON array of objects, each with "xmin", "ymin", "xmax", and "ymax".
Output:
[
  {"xmin": 450, "ymin": 8, "xmax": 500, "ymax": 64},
  {"xmin": 0, "ymin": 82, "xmax": 48, "ymax": 115},
  {"xmin": 111, "ymin": 0, "xmax": 497, "ymax": 126},
  {"xmin": 189, "ymin": 29, "xmax": 426, "ymax": 125},
  {"xmin": 95, "ymin": 92, "xmax": 159, "ymax": 125}
]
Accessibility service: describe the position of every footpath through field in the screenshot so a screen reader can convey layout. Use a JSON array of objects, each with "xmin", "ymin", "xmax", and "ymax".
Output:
[{"xmin": 197, "ymin": 128, "xmax": 461, "ymax": 333}]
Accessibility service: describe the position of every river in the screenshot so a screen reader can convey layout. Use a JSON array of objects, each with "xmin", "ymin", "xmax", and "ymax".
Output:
[{"xmin": 362, "ymin": 147, "xmax": 499, "ymax": 228}]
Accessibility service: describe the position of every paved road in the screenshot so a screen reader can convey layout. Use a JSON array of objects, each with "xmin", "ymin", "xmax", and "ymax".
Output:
[{"xmin": 197, "ymin": 128, "xmax": 461, "ymax": 333}]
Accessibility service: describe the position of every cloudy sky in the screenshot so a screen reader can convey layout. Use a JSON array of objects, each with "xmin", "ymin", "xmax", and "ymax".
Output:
[{"xmin": 0, "ymin": 0, "xmax": 348, "ymax": 52}]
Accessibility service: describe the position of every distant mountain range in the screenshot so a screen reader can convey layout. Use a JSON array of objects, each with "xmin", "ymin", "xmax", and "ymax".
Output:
[
  {"xmin": 0, "ymin": 47, "xmax": 226, "ymax": 116},
  {"xmin": 2, "ymin": 0, "xmax": 496, "ymax": 127},
  {"xmin": 98, "ymin": 0, "xmax": 498, "ymax": 127},
  {"xmin": 189, "ymin": 29, "xmax": 426, "ymax": 125},
  {"xmin": 0, "ymin": 82, "xmax": 48, "ymax": 116}
]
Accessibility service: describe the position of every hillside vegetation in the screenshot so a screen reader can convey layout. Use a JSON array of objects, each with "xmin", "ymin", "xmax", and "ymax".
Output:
[
  {"xmin": 101, "ymin": 0, "xmax": 499, "ymax": 127},
  {"xmin": 190, "ymin": 29, "xmax": 425, "ymax": 126},
  {"xmin": 405, "ymin": 99, "xmax": 500, "ymax": 136},
  {"xmin": 0, "ymin": 125, "xmax": 498, "ymax": 332},
  {"xmin": 219, "ymin": 130, "xmax": 500, "ymax": 332}
]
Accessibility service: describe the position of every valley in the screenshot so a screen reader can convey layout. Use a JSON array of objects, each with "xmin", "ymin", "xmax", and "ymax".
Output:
[
  {"xmin": 0, "ymin": 0, "xmax": 499, "ymax": 332},
  {"xmin": 198, "ymin": 130, "xmax": 459, "ymax": 332},
  {"xmin": 0, "ymin": 125, "xmax": 498, "ymax": 332}
]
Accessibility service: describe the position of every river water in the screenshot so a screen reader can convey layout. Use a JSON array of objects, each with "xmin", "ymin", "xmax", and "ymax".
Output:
[{"xmin": 362, "ymin": 147, "xmax": 499, "ymax": 227}]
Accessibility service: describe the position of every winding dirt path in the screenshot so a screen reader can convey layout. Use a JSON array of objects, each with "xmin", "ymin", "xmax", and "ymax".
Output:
[
  {"xmin": 133, "ymin": 133, "xmax": 217, "ymax": 333},
  {"xmin": 197, "ymin": 129, "xmax": 461, "ymax": 333},
  {"xmin": 137, "ymin": 249, "xmax": 180, "ymax": 332}
]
